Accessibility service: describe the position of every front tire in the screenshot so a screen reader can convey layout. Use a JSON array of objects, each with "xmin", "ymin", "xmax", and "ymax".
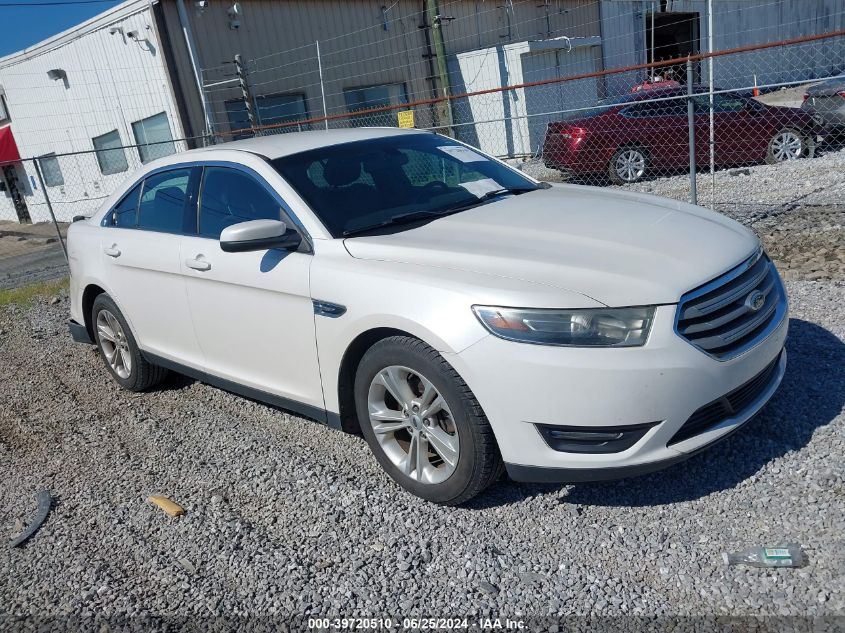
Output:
[
  {"xmin": 765, "ymin": 128, "xmax": 815, "ymax": 164},
  {"xmin": 354, "ymin": 336, "xmax": 502, "ymax": 505},
  {"xmin": 608, "ymin": 146, "xmax": 648, "ymax": 184},
  {"xmin": 91, "ymin": 294, "xmax": 167, "ymax": 391}
]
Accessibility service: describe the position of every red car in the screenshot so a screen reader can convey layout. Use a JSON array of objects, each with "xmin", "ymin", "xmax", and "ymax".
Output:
[{"xmin": 543, "ymin": 86, "xmax": 822, "ymax": 184}]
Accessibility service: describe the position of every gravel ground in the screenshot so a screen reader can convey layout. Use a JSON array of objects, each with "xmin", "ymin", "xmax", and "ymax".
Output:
[
  {"xmin": 1, "ymin": 276, "xmax": 843, "ymax": 628},
  {"xmin": 0, "ymin": 222, "xmax": 69, "ymax": 290},
  {"xmin": 519, "ymin": 143, "xmax": 845, "ymax": 215}
]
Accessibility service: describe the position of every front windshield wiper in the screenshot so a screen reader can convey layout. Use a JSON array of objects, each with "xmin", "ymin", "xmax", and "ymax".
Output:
[
  {"xmin": 476, "ymin": 186, "xmax": 540, "ymax": 200},
  {"xmin": 342, "ymin": 209, "xmax": 461, "ymax": 237},
  {"xmin": 341, "ymin": 184, "xmax": 547, "ymax": 237},
  {"xmin": 438, "ymin": 185, "xmax": 542, "ymax": 215}
]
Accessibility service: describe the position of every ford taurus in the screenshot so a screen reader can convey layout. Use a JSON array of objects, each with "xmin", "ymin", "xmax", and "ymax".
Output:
[{"xmin": 67, "ymin": 128, "xmax": 787, "ymax": 504}]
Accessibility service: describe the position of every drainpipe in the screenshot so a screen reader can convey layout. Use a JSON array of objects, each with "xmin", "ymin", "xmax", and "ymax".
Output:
[{"xmin": 176, "ymin": 0, "xmax": 214, "ymax": 140}]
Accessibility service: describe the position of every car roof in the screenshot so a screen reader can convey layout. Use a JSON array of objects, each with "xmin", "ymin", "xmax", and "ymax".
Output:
[
  {"xmin": 595, "ymin": 85, "xmax": 733, "ymax": 108},
  {"xmin": 198, "ymin": 127, "xmax": 433, "ymax": 160}
]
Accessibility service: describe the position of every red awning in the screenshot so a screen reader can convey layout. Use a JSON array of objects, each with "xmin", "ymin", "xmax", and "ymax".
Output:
[{"xmin": 0, "ymin": 126, "xmax": 21, "ymax": 163}]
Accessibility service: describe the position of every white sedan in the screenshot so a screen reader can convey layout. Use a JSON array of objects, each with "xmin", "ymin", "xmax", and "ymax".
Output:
[{"xmin": 67, "ymin": 128, "xmax": 787, "ymax": 504}]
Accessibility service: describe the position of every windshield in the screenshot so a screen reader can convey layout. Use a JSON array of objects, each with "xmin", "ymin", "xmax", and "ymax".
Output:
[{"xmin": 271, "ymin": 133, "xmax": 538, "ymax": 237}]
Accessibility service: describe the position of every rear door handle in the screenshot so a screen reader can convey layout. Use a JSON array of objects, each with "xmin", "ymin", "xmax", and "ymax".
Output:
[
  {"xmin": 104, "ymin": 245, "xmax": 121, "ymax": 258},
  {"xmin": 185, "ymin": 257, "xmax": 211, "ymax": 271}
]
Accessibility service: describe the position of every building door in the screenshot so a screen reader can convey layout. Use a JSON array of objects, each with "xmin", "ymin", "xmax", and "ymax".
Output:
[
  {"xmin": 522, "ymin": 46, "xmax": 600, "ymax": 155},
  {"xmin": 2, "ymin": 164, "xmax": 31, "ymax": 223},
  {"xmin": 646, "ymin": 11, "xmax": 700, "ymax": 84}
]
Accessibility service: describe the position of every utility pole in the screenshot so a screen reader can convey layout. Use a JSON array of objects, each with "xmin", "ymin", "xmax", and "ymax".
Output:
[{"xmin": 425, "ymin": 0, "xmax": 453, "ymax": 134}]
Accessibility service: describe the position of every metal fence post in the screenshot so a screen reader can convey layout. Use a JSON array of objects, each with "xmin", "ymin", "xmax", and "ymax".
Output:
[
  {"xmin": 686, "ymin": 59, "xmax": 698, "ymax": 206},
  {"xmin": 32, "ymin": 158, "xmax": 68, "ymax": 263},
  {"xmin": 707, "ymin": 0, "xmax": 715, "ymax": 210},
  {"xmin": 316, "ymin": 40, "xmax": 329, "ymax": 130}
]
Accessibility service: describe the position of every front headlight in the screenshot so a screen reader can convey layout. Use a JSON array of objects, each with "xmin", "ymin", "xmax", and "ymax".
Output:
[{"xmin": 472, "ymin": 305, "xmax": 655, "ymax": 347}]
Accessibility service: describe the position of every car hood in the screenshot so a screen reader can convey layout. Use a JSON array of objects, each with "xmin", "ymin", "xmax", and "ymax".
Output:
[
  {"xmin": 806, "ymin": 78, "xmax": 845, "ymax": 97},
  {"xmin": 343, "ymin": 185, "xmax": 759, "ymax": 307}
]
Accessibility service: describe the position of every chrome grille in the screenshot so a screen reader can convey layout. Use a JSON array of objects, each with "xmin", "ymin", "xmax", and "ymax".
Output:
[{"xmin": 675, "ymin": 250, "xmax": 787, "ymax": 360}]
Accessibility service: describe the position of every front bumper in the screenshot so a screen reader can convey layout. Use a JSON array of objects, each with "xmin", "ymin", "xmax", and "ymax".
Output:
[{"xmin": 447, "ymin": 303, "xmax": 788, "ymax": 479}]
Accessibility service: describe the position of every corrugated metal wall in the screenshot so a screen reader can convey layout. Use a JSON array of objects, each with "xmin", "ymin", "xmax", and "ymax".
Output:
[
  {"xmin": 600, "ymin": 0, "xmax": 845, "ymax": 94},
  {"xmin": 158, "ymin": 0, "xmax": 601, "ymax": 137}
]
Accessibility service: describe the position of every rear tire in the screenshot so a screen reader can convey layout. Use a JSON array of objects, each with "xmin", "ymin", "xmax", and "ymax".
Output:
[
  {"xmin": 91, "ymin": 294, "xmax": 168, "ymax": 392},
  {"xmin": 608, "ymin": 146, "xmax": 649, "ymax": 184},
  {"xmin": 765, "ymin": 128, "xmax": 815, "ymax": 164},
  {"xmin": 354, "ymin": 336, "xmax": 502, "ymax": 505}
]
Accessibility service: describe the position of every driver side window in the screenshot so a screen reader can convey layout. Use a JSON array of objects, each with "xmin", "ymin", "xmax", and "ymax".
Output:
[
  {"xmin": 693, "ymin": 94, "xmax": 747, "ymax": 113},
  {"xmin": 199, "ymin": 167, "xmax": 282, "ymax": 239}
]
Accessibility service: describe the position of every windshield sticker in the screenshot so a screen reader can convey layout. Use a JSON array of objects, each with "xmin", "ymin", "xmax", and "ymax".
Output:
[
  {"xmin": 459, "ymin": 178, "xmax": 502, "ymax": 198},
  {"xmin": 438, "ymin": 145, "xmax": 485, "ymax": 163}
]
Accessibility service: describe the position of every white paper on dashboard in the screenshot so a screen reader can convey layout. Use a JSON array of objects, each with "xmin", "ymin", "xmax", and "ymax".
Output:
[
  {"xmin": 438, "ymin": 145, "xmax": 485, "ymax": 163},
  {"xmin": 458, "ymin": 178, "xmax": 502, "ymax": 198}
]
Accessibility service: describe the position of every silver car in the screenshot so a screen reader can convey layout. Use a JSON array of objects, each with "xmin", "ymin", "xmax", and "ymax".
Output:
[{"xmin": 802, "ymin": 78, "xmax": 845, "ymax": 132}]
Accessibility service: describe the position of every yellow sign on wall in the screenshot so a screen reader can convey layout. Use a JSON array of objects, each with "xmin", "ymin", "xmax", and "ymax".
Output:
[{"xmin": 397, "ymin": 110, "xmax": 415, "ymax": 128}]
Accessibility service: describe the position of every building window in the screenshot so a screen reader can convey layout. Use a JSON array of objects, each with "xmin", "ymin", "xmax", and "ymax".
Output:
[
  {"xmin": 225, "ymin": 93, "xmax": 308, "ymax": 139},
  {"xmin": 39, "ymin": 153, "xmax": 64, "ymax": 187},
  {"xmin": 93, "ymin": 130, "xmax": 129, "ymax": 175},
  {"xmin": 343, "ymin": 83, "xmax": 408, "ymax": 127},
  {"xmin": 0, "ymin": 95, "xmax": 9, "ymax": 123},
  {"xmin": 132, "ymin": 112, "xmax": 176, "ymax": 164}
]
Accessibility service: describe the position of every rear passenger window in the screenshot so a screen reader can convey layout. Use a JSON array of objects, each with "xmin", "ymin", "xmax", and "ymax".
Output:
[
  {"xmin": 138, "ymin": 169, "xmax": 194, "ymax": 234},
  {"xmin": 623, "ymin": 100, "xmax": 686, "ymax": 117},
  {"xmin": 111, "ymin": 183, "xmax": 141, "ymax": 227},
  {"xmin": 199, "ymin": 167, "xmax": 281, "ymax": 239}
]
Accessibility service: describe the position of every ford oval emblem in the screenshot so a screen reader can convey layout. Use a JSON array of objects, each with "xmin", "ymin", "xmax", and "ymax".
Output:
[{"xmin": 745, "ymin": 290, "xmax": 766, "ymax": 312}]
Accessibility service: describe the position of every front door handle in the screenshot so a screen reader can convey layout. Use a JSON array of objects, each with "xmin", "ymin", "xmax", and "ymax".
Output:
[
  {"xmin": 104, "ymin": 245, "xmax": 121, "ymax": 258},
  {"xmin": 185, "ymin": 257, "xmax": 211, "ymax": 272}
]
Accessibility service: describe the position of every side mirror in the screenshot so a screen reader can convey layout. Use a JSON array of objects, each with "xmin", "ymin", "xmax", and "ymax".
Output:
[{"xmin": 219, "ymin": 219, "xmax": 302, "ymax": 253}]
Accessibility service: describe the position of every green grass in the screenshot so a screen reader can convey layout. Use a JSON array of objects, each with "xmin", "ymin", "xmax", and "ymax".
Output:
[{"xmin": 0, "ymin": 277, "xmax": 69, "ymax": 307}]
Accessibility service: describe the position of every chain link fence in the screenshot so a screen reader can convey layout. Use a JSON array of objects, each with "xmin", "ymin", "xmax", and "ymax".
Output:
[
  {"xmin": 0, "ymin": 138, "xmax": 190, "ymax": 288},
  {"xmin": 201, "ymin": 28, "xmax": 845, "ymax": 218},
  {"xmin": 2, "ymin": 25, "xmax": 844, "ymax": 287},
  {"xmin": 199, "ymin": 31, "xmax": 844, "ymax": 179}
]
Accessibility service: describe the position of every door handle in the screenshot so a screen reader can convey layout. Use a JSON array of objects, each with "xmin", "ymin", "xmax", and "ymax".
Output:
[
  {"xmin": 185, "ymin": 257, "xmax": 211, "ymax": 272},
  {"xmin": 104, "ymin": 245, "xmax": 121, "ymax": 258}
]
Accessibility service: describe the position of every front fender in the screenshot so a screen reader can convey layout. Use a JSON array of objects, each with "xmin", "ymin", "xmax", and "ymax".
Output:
[{"xmin": 310, "ymin": 242, "xmax": 599, "ymax": 415}]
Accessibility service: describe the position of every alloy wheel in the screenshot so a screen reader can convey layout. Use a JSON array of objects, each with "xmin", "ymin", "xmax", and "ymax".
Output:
[
  {"xmin": 366, "ymin": 365, "xmax": 460, "ymax": 484},
  {"xmin": 615, "ymin": 149, "xmax": 646, "ymax": 182},
  {"xmin": 96, "ymin": 309, "xmax": 132, "ymax": 379},
  {"xmin": 770, "ymin": 131, "xmax": 803, "ymax": 161}
]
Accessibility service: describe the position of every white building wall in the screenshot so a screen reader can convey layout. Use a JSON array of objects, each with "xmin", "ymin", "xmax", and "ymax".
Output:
[
  {"xmin": 450, "ymin": 37, "xmax": 602, "ymax": 157},
  {"xmin": 0, "ymin": 0, "xmax": 186, "ymax": 223}
]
